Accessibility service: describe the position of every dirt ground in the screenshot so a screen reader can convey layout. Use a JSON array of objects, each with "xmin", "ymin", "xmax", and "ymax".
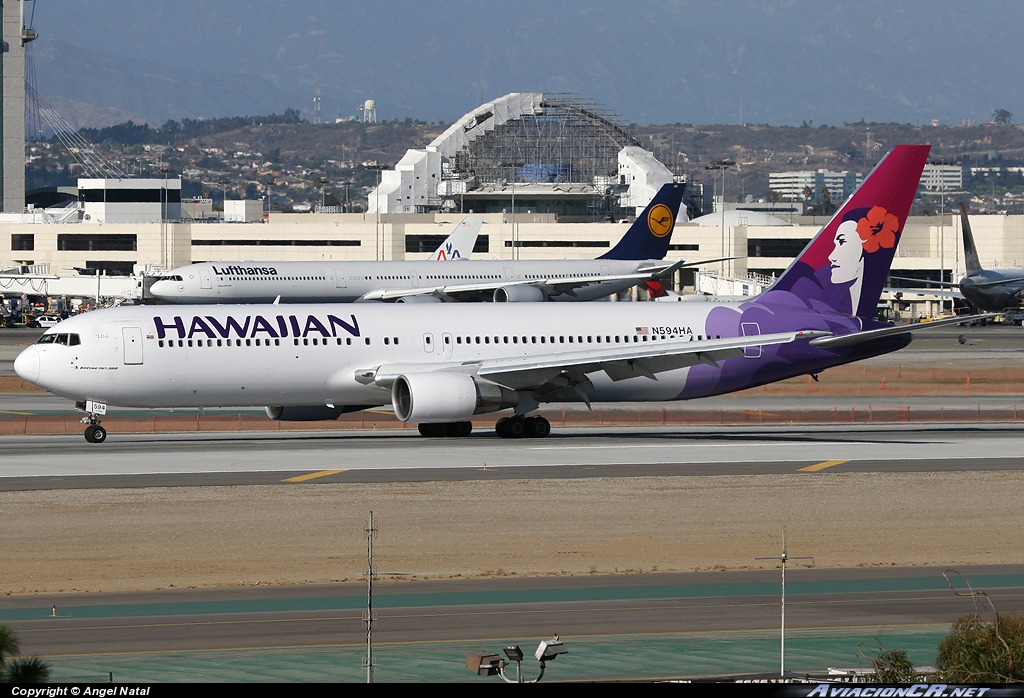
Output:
[{"xmin": 1, "ymin": 470, "xmax": 1021, "ymax": 595}]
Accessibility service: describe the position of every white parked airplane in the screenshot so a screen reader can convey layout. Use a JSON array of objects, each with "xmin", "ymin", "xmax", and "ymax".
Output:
[
  {"xmin": 148, "ymin": 183, "xmax": 693, "ymax": 304},
  {"xmin": 150, "ymin": 214, "xmax": 483, "ymax": 303},
  {"xmin": 16, "ymin": 146, "xmax": 981, "ymax": 444}
]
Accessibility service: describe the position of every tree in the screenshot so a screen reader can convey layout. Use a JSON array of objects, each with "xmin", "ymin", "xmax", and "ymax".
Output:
[
  {"xmin": 860, "ymin": 644, "xmax": 923, "ymax": 683},
  {"xmin": 936, "ymin": 613, "xmax": 1024, "ymax": 682},
  {"xmin": 0, "ymin": 625, "xmax": 19, "ymax": 666},
  {"xmin": 992, "ymin": 109, "xmax": 1013, "ymax": 125},
  {"xmin": 4, "ymin": 658, "xmax": 50, "ymax": 683},
  {"xmin": 0, "ymin": 625, "xmax": 49, "ymax": 683}
]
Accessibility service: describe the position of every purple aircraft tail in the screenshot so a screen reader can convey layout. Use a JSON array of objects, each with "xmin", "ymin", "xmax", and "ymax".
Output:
[
  {"xmin": 599, "ymin": 182, "xmax": 685, "ymax": 260},
  {"xmin": 768, "ymin": 144, "xmax": 930, "ymax": 319}
]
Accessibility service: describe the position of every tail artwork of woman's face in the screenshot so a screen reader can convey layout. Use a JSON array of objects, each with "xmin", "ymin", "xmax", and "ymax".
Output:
[
  {"xmin": 829, "ymin": 220, "xmax": 864, "ymax": 285},
  {"xmin": 821, "ymin": 205, "xmax": 900, "ymax": 314}
]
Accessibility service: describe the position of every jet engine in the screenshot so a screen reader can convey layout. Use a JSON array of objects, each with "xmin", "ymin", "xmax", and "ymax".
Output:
[
  {"xmin": 391, "ymin": 373, "xmax": 518, "ymax": 423},
  {"xmin": 265, "ymin": 405, "xmax": 344, "ymax": 421},
  {"xmin": 493, "ymin": 285, "xmax": 547, "ymax": 302}
]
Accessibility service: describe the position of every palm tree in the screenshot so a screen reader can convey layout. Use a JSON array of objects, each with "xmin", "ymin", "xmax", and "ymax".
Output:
[
  {"xmin": 4, "ymin": 657, "xmax": 50, "ymax": 683},
  {"xmin": 0, "ymin": 625, "xmax": 20, "ymax": 667},
  {"xmin": 0, "ymin": 624, "xmax": 50, "ymax": 683}
]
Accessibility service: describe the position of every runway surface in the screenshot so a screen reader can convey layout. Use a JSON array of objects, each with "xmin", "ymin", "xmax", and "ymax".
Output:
[
  {"xmin": 0, "ymin": 422, "xmax": 1022, "ymax": 489},
  {"xmin": 4, "ymin": 565, "xmax": 1021, "ymax": 681},
  {"xmin": 1, "ymin": 325, "xmax": 1022, "ymax": 680}
]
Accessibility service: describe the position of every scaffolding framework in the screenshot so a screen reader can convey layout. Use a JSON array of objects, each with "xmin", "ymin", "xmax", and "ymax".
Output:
[{"xmin": 450, "ymin": 94, "xmax": 639, "ymax": 186}]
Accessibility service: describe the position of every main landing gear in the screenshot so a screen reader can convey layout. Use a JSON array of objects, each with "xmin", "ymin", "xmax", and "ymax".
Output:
[
  {"xmin": 495, "ymin": 415, "xmax": 550, "ymax": 439},
  {"xmin": 418, "ymin": 421, "xmax": 473, "ymax": 438},
  {"xmin": 415, "ymin": 415, "xmax": 552, "ymax": 439}
]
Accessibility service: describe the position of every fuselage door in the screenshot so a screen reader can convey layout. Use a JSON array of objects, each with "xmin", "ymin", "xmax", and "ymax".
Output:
[
  {"xmin": 423, "ymin": 333, "xmax": 434, "ymax": 354},
  {"xmin": 334, "ymin": 268, "xmax": 347, "ymax": 288},
  {"xmin": 409, "ymin": 270, "xmax": 419, "ymax": 288},
  {"xmin": 123, "ymin": 327, "xmax": 144, "ymax": 365},
  {"xmin": 741, "ymin": 322, "xmax": 761, "ymax": 359},
  {"xmin": 200, "ymin": 267, "xmax": 213, "ymax": 289},
  {"xmin": 503, "ymin": 267, "xmax": 515, "ymax": 281},
  {"xmin": 442, "ymin": 333, "xmax": 453, "ymax": 359}
]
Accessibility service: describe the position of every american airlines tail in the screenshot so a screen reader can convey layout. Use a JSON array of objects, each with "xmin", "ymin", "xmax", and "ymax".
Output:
[
  {"xmin": 959, "ymin": 203, "xmax": 983, "ymax": 275},
  {"xmin": 767, "ymin": 144, "xmax": 930, "ymax": 319},
  {"xmin": 599, "ymin": 182, "xmax": 685, "ymax": 261},
  {"xmin": 429, "ymin": 216, "xmax": 482, "ymax": 261}
]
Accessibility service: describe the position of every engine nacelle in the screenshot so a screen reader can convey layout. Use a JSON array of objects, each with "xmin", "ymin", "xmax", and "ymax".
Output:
[
  {"xmin": 265, "ymin": 405, "xmax": 344, "ymax": 421},
  {"xmin": 396, "ymin": 294, "xmax": 442, "ymax": 303},
  {"xmin": 493, "ymin": 285, "xmax": 548, "ymax": 302},
  {"xmin": 391, "ymin": 373, "xmax": 518, "ymax": 423}
]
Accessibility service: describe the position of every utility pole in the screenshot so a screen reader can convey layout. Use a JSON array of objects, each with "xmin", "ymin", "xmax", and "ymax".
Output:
[
  {"xmin": 756, "ymin": 527, "xmax": 812, "ymax": 677},
  {"xmin": 363, "ymin": 511, "xmax": 377, "ymax": 683}
]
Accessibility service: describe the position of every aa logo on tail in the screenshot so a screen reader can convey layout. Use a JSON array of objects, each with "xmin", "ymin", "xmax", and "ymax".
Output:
[{"xmin": 647, "ymin": 204, "xmax": 675, "ymax": 238}]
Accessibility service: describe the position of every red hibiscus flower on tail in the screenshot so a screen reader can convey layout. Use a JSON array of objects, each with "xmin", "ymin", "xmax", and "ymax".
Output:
[{"xmin": 856, "ymin": 206, "xmax": 898, "ymax": 253}]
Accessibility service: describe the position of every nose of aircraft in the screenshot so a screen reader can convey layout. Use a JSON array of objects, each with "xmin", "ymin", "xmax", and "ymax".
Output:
[{"xmin": 14, "ymin": 346, "xmax": 40, "ymax": 384}]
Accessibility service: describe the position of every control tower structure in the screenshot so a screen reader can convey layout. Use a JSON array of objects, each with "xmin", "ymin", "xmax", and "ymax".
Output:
[{"xmin": 1, "ymin": 0, "xmax": 36, "ymax": 212}]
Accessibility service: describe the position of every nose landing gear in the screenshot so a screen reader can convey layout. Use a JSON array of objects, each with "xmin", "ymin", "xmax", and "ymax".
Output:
[
  {"xmin": 76, "ymin": 400, "xmax": 108, "ymax": 443},
  {"xmin": 84, "ymin": 423, "xmax": 107, "ymax": 443}
]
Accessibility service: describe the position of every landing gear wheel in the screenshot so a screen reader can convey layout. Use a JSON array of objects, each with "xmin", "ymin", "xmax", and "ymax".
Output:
[
  {"xmin": 417, "ymin": 423, "xmax": 447, "ymax": 437},
  {"xmin": 526, "ymin": 416, "xmax": 551, "ymax": 438},
  {"xmin": 447, "ymin": 421, "xmax": 473, "ymax": 437},
  {"xmin": 506, "ymin": 417, "xmax": 526, "ymax": 438},
  {"xmin": 84, "ymin": 425, "xmax": 107, "ymax": 443},
  {"xmin": 495, "ymin": 417, "xmax": 511, "ymax": 438}
]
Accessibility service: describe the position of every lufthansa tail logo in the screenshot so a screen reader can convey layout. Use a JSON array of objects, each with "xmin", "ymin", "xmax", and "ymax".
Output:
[{"xmin": 647, "ymin": 204, "xmax": 675, "ymax": 238}]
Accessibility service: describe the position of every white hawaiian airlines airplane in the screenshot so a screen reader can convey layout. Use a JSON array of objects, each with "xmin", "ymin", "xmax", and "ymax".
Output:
[
  {"xmin": 148, "ymin": 183, "xmax": 696, "ymax": 304},
  {"xmin": 16, "ymin": 146, "xmax": 983, "ymax": 444}
]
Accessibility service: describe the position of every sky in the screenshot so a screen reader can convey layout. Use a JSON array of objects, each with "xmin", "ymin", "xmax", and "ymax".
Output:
[{"xmin": 27, "ymin": 0, "xmax": 1024, "ymax": 126}]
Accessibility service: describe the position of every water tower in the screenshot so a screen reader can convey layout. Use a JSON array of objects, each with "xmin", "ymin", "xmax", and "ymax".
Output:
[{"xmin": 360, "ymin": 99, "xmax": 377, "ymax": 123}]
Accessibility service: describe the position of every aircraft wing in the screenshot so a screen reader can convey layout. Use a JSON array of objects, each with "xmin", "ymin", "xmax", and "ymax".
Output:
[
  {"xmin": 808, "ymin": 314, "xmax": 997, "ymax": 350},
  {"xmin": 359, "ymin": 330, "xmax": 829, "ymax": 394},
  {"xmin": 885, "ymin": 286, "xmax": 964, "ymax": 300},
  {"xmin": 888, "ymin": 276, "xmax": 961, "ymax": 288},
  {"xmin": 359, "ymin": 257, "xmax": 737, "ymax": 302},
  {"xmin": 964, "ymin": 276, "xmax": 1024, "ymax": 289}
]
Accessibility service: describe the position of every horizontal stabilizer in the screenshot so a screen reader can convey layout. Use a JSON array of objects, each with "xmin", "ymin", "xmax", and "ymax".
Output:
[{"xmin": 808, "ymin": 314, "xmax": 996, "ymax": 349}]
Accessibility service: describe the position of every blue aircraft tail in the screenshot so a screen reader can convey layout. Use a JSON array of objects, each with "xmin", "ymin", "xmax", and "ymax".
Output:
[{"xmin": 599, "ymin": 182, "xmax": 684, "ymax": 260}]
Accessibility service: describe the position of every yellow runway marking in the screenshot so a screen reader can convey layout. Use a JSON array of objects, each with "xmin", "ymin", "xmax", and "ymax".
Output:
[
  {"xmin": 798, "ymin": 459, "xmax": 848, "ymax": 472},
  {"xmin": 283, "ymin": 469, "xmax": 347, "ymax": 483},
  {"xmin": 0, "ymin": 410, "xmax": 33, "ymax": 415}
]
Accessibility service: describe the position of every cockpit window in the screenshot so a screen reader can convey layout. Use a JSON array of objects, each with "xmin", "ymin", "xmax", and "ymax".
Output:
[
  {"xmin": 160, "ymin": 275, "xmax": 183, "ymax": 282},
  {"xmin": 36, "ymin": 333, "xmax": 80, "ymax": 346}
]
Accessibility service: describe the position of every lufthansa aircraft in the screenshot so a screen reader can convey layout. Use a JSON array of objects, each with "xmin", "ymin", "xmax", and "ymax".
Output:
[
  {"xmin": 148, "ymin": 183, "xmax": 694, "ymax": 304},
  {"xmin": 17, "ymin": 145, "xmax": 977, "ymax": 443}
]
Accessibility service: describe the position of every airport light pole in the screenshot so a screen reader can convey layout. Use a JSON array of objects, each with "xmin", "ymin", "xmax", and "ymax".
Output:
[
  {"xmin": 705, "ymin": 160, "xmax": 734, "ymax": 276},
  {"xmin": 159, "ymin": 167, "xmax": 174, "ymax": 270},
  {"xmin": 366, "ymin": 163, "xmax": 389, "ymax": 260},
  {"xmin": 364, "ymin": 511, "xmax": 377, "ymax": 683},
  {"xmin": 930, "ymin": 159, "xmax": 961, "ymax": 316},
  {"xmin": 757, "ymin": 527, "xmax": 812, "ymax": 677},
  {"xmin": 501, "ymin": 161, "xmax": 525, "ymax": 260}
]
